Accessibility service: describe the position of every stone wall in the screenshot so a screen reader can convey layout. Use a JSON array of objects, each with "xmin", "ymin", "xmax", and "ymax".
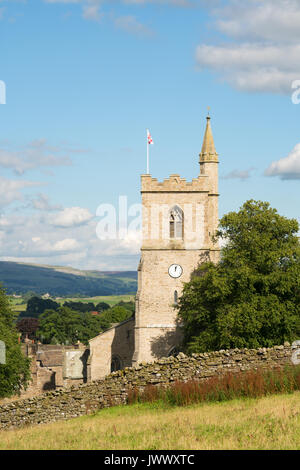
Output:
[{"xmin": 0, "ymin": 344, "xmax": 298, "ymax": 430}]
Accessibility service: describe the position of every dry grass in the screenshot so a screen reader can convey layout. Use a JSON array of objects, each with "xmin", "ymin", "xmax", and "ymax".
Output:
[{"xmin": 1, "ymin": 392, "xmax": 300, "ymax": 450}]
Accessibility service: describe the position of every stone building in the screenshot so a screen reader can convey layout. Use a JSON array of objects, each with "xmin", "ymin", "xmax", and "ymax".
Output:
[
  {"xmin": 89, "ymin": 114, "xmax": 220, "ymax": 380},
  {"xmin": 20, "ymin": 343, "xmax": 90, "ymax": 396}
]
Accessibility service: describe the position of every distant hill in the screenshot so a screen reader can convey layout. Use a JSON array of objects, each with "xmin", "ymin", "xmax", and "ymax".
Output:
[{"xmin": 0, "ymin": 262, "xmax": 137, "ymax": 297}]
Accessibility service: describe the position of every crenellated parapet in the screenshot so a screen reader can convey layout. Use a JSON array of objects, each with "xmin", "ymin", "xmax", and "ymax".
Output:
[{"xmin": 141, "ymin": 173, "xmax": 210, "ymax": 193}]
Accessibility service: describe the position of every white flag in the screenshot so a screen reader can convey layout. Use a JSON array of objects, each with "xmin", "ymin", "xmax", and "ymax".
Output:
[{"xmin": 147, "ymin": 129, "xmax": 154, "ymax": 145}]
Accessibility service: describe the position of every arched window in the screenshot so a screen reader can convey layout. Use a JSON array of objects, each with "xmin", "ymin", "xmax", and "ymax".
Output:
[
  {"xmin": 169, "ymin": 206, "xmax": 184, "ymax": 239},
  {"xmin": 111, "ymin": 355, "xmax": 122, "ymax": 372},
  {"xmin": 174, "ymin": 290, "xmax": 178, "ymax": 305}
]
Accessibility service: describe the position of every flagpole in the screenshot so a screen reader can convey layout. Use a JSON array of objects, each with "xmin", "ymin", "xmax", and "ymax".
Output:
[{"xmin": 147, "ymin": 129, "xmax": 149, "ymax": 174}]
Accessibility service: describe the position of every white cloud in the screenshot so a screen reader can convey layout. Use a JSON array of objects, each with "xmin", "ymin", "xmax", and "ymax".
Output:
[
  {"xmin": 265, "ymin": 143, "xmax": 300, "ymax": 180},
  {"xmin": 114, "ymin": 14, "xmax": 153, "ymax": 36},
  {"xmin": 215, "ymin": 0, "xmax": 300, "ymax": 43},
  {"xmin": 222, "ymin": 168, "xmax": 254, "ymax": 180},
  {"xmin": 31, "ymin": 236, "xmax": 81, "ymax": 253},
  {"xmin": 49, "ymin": 206, "xmax": 94, "ymax": 227},
  {"xmin": 0, "ymin": 211, "xmax": 140, "ymax": 270},
  {"xmin": 31, "ymin": 193, "xmax": 63, "ymax": 211},
  {"xmin": 52, "ymin": 238, "xmax": 81, "ymax": 252},
  {"xmin": 0, "ymin": 176, "xmax": 41, "ymax": 207},
  {"xmin": 196, "ymin": 42, "xmax": 300, "ymax": 94},
  {"xmin": 123, "ymin": 0, "xmax": 194, "ymax": 5},
  {"xmin": 0, "ymin": 139, "xmax": 72, "ymax": 175},
  {"xmin": 195, "ymin": 0, "xmax": 300, "ymax": 94},
  {"xmin": 43, "ymin": 0, "xmax": 198, "ymax": 28},
  {"xmin": 45, "ymin": 0, "xmax": 82, "ymax": 3},
  {"xmin": 45, "ymin": 0, "xmax": 197, "ymax": 6},
  {"xmin": 83, "ymin": 4, "xmax": 103, "ymax": 21}
]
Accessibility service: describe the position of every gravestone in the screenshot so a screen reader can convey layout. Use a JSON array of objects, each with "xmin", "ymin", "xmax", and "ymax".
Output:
[
  {"xmin": 291, "ymin": 340, "xmax": 300, "ymax": 365},
  {"xmin": 0, "ymin": 341, "xmax": 6, "ymax": 364}
]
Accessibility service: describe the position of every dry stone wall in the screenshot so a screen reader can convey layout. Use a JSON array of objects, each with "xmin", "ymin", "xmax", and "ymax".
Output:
[{"xmin": 0, "ymin": 344, "xmax": 298, "ymax": 430}]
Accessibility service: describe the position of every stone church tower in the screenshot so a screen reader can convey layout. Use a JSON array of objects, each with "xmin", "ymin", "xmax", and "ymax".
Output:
[
  {"xmin": 132, "ymin": 114, "xmax": 220, "ymax": 364},
  {"xmin": 89, "ymin": 115, "xmax": 220, "ymax": 379}
]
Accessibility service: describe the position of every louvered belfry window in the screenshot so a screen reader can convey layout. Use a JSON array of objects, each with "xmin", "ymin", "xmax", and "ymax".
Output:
[{"xmin": 169, "ymin": 206, "xmax": 184, "ymax": 239}]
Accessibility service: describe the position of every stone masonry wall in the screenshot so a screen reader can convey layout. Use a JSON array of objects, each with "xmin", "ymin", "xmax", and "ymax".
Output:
[{"xmin": 0, "ymin": 344, "xmax": 298, "ymax": 430}]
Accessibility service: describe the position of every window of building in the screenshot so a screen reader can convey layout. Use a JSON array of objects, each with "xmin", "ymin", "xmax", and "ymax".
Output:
[
  {"xmin": 174, "ymin": 290, "xmax": 178, "ymax": 305},
  {"xmin": 169, "ymin": 206, "xmax": 184, "ymax": 239}
]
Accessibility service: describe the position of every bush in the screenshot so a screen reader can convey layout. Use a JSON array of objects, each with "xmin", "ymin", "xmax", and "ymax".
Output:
[
  {"xmin": 127, "ymin": 365, "xmax": 300, "ymax": 407},
  {"xmin": 178, "ymin": 200, "xmax": 300, "ymax": 353},
  {"xmin": 0, "ymin": 286, "xmax": 30, "ymax": 397}
]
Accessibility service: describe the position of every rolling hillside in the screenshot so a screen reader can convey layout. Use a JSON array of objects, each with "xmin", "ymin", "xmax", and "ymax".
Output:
[{"xmin": 0, "ymin": 262, "xmax": 137, "ymax": 297}]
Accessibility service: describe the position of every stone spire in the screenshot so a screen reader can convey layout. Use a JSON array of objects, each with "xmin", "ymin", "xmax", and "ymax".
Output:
[{"xmin": 199, "ymin": 113, "xmax": 218, "ymax": 164}]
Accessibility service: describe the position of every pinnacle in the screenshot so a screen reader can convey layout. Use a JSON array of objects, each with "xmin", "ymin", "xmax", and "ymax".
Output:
[{"xmin": 201, "ymin": 115, "xmax": 217, "ymax": 156}]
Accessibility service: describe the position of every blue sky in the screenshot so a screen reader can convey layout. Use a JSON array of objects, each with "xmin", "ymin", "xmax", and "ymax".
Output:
[{"xmin": 0, "ymin": 0, "xmax": 300, "ymax": 270}]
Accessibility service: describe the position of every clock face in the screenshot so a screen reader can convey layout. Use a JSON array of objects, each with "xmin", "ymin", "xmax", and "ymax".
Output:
[{"xmin": 168, "ymin": 264, "xmax": 183, "ymax": 278}]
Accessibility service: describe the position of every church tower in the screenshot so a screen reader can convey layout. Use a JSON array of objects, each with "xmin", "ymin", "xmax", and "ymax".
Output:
[{"xmin": 132, "ymin": 114, "xmax": 220, "ymax": 364}]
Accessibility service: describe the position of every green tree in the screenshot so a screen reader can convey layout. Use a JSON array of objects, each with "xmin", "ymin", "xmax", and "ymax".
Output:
[
  {"xmin": 62, "ymin": 301, "xmax": 96, "ymax": 313},
  {"xmin": 114, "ymin": 300, "xmax": 135, "ymax": 314},
  {"xmin": 37, "ymin": 303, "xmax": 134, "ymax": 345},
  {"xmin": 21, "ymin": 296, "xmax": 59, "ymax": 319},
  {"xmin": 95, "ymin": 301, "xmax": 110, "ymax": 312},
  {"xmin": 97, "ymin": 306, "xmax": 133, "ymax": 331},
  {"xmin": 178, "ymin": 200, "xmax": 300, "ymax": 353},
  {"xmin": 36, "ymin": 307, "xmax": 110, "ymax": 345},
  {"xmin": 0, "ymin": 286, "xmax": 30, "ymax": 397}
]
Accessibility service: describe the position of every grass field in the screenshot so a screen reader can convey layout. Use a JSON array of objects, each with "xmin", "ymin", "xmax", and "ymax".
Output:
[
  {"xmin": 9, "ymin": 294, "xmax": 135, "ymax": 314},
  {"xmin": 55, "ymin": 294, "xmax": 135, "ymax": 307},
  {"xmin": 1, "ymin": 392, "xmax": 300, "ymax": 450}
]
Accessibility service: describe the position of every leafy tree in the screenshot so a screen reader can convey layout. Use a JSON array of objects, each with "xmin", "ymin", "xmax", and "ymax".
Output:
[
  {"xmin": 96, "ymin": 306, "xmax": 133, "ymax": 331},
  {"xmin": 0, "ymin": 286, "xmax": 30, "ymax": 397},
  {"xmin": 37, "ymin": 307, "xmax": 83, "ymax": 345},
  {"xmin": 21, "ymin": 296, "xmax": 59, "ymax": 318},
  {"xmin": 178, "ymin": 200, "xmax": 300, "ymax": 353},
  {"xmin": 37, "ymin": 307, "xmax": 109, "ymax": 345},
  {"xmin": 104, "ymin": 306, "xmax": 131, "ymax": 322},
  {"xmin": 114, "ymin": 300, "xmax": 135, "ymax": 315},
  {"xmin": 80, "ymin": 313, "xmax": 110, "ymax": 344},
  {"xmin": 62, "ymin": 301, "xmax": 96, "ymax": 313},
  {"xmin": 95, "ymin": 301, "xmax": 110, "ymax": 312},
  {"xmin": 36, "ymin": 303, "xmax": 134, "ymax": 345}
]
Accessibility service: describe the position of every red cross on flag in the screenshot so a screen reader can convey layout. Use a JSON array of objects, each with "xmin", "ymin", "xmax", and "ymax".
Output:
[{"xmin": 147, "ymin": 129, "xmax": 154, "ymax": 145}]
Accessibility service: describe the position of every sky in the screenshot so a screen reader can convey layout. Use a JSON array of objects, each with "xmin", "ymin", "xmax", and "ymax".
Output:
[{"xmin": 0, "ymin": 0, "xmax": 300, "ymax": 271}]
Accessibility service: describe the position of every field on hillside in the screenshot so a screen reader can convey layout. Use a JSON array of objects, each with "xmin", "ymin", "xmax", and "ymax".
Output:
[
  {"xmin": 9, "ymin": 294, "xmax": 135, "ymax": 314},
  {"xmin": 56, "ymin": 294, "xmax": 135, "ymax": 306},
  {"xmin": 1, "ymin": 393, "xmax": 300, "ymax": 450}
]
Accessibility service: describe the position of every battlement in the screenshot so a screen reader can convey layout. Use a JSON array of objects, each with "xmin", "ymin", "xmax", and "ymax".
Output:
[{"xmin": 141, "ymin": 174, "xmax": 209, "ymax": 193}]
